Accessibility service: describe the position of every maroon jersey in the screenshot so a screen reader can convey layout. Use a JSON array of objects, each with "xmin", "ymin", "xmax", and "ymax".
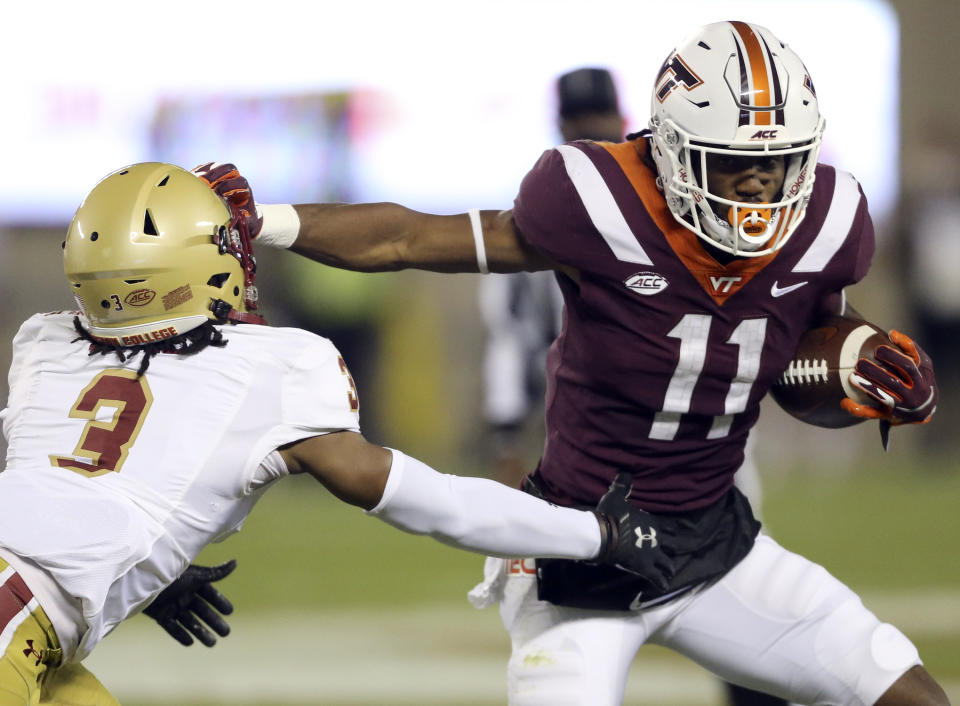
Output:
[{"xmin": 513, "ymin": 139, "xmax": 874, "ymax": 512}]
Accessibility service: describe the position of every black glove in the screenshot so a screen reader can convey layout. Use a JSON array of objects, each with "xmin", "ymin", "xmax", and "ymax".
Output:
[
  {"xmin": 594, "ymin": 473, "xmax": 675, "ymax": 591},
  {"xmin": 143, "ymin": 560, "xmax": 237, "ymax": 647}
]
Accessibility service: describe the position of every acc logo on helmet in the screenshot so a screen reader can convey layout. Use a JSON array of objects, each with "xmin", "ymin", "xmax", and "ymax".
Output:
[{"xmin": 124, "ymin": 289, "xmax": 157, "ymax": 307}]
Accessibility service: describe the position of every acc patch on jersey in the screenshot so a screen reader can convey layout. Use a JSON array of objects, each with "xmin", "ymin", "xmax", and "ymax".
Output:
[{"xmin": 623, "ymin": 272, "xmax": 668, "ymax": 296}]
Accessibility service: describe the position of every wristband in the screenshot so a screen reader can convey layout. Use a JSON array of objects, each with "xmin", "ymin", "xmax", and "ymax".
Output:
[
  {"xmin": 468, "ymin": 208, "xmax": 489, "ymax": 274},
  {"xmin": 257, "ymin": 204, "xmax": 300, "ymax": 249}
]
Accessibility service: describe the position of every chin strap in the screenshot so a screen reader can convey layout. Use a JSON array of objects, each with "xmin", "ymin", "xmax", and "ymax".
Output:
[
  {"xmin": 226, "ymin": 309, "xmax": 267, "ymax": 326},
  {"xmin": 210, "ymin": 211, "xmax": 267, "ymax": 327},
  {"xmin": 210, "ymin": 299, "xmax": 267, "ymax": 326}
]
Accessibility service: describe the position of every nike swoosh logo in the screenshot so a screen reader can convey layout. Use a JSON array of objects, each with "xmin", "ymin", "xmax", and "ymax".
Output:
[
  {"xmin": 770, "ymin": 281, "xmax": 809, "ymax": 298},
  {"xmin": 628, "ymin": 586, "xmax": 694, "ymax": 611}
]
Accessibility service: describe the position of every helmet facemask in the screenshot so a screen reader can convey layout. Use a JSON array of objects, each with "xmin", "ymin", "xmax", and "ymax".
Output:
[
  {"xmin": 651, "ymin": 116, "xmax": 823, "ymax": 256},
  {"xmin": 213, "ymin": 211, "xmax": 262, "ymax": 322}
]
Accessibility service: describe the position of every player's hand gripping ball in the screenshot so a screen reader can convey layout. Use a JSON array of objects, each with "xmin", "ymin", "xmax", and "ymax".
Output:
[{"xmin": 842, "ymin": 329, "xmax": 937, "ymax": 426}]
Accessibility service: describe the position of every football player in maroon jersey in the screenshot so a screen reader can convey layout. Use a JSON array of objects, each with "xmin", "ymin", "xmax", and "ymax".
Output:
[
  {"xmin": 202, "ymin": 20, "xmax": 943, "ymax": 706},
  {"xmin": 482, "ymin": 65, "xmax": 788, "ymax": 706}
]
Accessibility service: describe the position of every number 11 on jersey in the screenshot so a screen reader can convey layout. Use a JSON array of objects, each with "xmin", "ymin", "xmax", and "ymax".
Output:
[{"xmin": 649, "ymin": 314, "xmax": 767, "ymax": 441}]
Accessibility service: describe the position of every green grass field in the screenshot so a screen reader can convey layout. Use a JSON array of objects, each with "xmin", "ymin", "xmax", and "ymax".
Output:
[{"xmin": 88, "ymin": 455, "xmax": 960, "ymax": 705}]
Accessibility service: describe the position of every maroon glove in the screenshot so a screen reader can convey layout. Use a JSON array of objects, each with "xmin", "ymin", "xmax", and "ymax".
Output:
[
  {"xmin": 191, "ymin": 162, "xmax": 263, "ymax": 239},
  {"xmin": 841, "ymin": 330, "xmax": 937, "ymax": 426}
]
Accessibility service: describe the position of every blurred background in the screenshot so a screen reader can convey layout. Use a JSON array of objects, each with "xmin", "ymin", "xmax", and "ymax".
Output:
[{"xmin": 1, "ymin": 0, "xmax": 958, "ymax": 704}]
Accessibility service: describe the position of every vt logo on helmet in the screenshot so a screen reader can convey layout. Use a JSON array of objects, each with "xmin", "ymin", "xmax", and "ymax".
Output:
[
  {"xmin": 63, "ymin": 163, "xmax": 264, "ymax": 347},
  {"xmin": 649, "ymin": 21, "xmax": 824, "ymax": 257}
]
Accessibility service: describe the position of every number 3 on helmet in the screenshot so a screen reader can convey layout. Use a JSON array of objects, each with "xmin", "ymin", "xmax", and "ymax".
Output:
[
  {"xmin": 63, "ymin": 163, "xmax": 263, "ymax": 346},
  {"xmin": 649, "ymin": 21, "xmax": 824, "ymax": 257}
]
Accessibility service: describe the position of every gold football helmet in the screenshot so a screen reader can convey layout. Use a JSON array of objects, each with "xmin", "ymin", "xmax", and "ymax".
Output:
[{"xmin": 64, "ymin": 162, "xmax": 263, "ymax": 346}]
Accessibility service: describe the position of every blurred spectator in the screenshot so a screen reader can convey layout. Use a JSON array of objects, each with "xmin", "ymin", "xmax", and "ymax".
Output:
[
  {"xmin": 895, "ymin": 121, "xmax": 960, "ymax": 459},
  {"xmin": 479, "ymin": 68, "xmax": 622, "ymax": 486}
]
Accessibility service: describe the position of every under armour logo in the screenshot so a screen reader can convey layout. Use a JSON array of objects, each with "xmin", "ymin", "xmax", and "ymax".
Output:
[
  {"xmin": 634, "ymin": 526, "xmax": 658, "ymax": 549},
  {"xmin": 23, "ymin": 639, "xmax": 42, "ymax": 666}
]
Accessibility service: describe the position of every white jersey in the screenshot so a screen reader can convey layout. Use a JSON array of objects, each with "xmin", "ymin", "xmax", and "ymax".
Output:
[{"xmin": 0, "ymin": 312, "xmax": 360, "ymax": 659}]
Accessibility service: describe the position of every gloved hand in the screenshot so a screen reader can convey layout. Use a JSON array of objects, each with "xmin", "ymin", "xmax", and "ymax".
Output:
[
  {"xmin": 143, "ymin": 560, "xmax": 237, "ymax": 647},
  {"xmin": 841, "ymin": 330, "xmax": 937, "ymax": 450},
  {"xmin": 594, "ymin": 473, "xmax": 675, "ymax": 591},
  {"xmin": 191, "ymin": 163, "xmax": 263, "ymax": 239}
]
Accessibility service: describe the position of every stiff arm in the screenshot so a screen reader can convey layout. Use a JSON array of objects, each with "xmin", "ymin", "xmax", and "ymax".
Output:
[{"xmin": 289, "ymin": 204, "xmax": 559, "ymax": 274}]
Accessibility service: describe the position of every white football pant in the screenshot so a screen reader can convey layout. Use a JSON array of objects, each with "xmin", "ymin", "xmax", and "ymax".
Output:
[{"xmin": 492, "ymin": 535, "xmax": 920, "ymax": 706}]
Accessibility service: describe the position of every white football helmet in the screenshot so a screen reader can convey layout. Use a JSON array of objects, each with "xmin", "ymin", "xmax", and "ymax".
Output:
[{"xmin": 648, "ymin": 21, "xmax": 824, "ymax": 257}]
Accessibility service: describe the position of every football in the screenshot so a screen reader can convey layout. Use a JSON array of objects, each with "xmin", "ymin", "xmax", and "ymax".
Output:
[{"xmin": 770, "ymin": 315, "xmax": 890, "ymax": 428}]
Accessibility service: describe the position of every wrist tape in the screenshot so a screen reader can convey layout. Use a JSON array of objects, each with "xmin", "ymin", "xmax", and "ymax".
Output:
[{"xmin": 257, "ymin": 203, "xmax": 300, "ymax": 249}]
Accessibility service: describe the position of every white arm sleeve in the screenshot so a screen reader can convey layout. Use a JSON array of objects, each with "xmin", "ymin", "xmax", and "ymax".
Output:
[{"xmin": 366, "ymin": 450, "xmax": 602, "ymax": 559}]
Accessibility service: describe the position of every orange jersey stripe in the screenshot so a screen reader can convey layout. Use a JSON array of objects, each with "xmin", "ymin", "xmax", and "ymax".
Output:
[
  {"xmin": 730, "ymin": 21, "xmax": 772, "ymax": 126},
  {"xmin": 601, "ymin": 140, "xmax": 779, "ymax": 306}
]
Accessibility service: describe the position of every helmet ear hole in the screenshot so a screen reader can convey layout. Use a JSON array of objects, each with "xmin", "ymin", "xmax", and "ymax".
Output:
[{"xmin": 207, "ymin": 273, "xmax": 231, "ymax": 288}]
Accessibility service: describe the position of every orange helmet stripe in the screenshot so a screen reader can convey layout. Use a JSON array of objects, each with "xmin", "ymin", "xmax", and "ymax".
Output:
[{"xmin": 730, "ymin": 21, "xmax": 773, "ymax": 126}]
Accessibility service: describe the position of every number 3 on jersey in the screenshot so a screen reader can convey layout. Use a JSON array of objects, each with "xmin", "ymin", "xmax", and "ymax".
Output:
[
  {"xmin": 50, "ymin": 369, "xmax": 154, "ymax": 477},
  {"xmin": 338, "ymin": 355, "xmax": 360, "ymax": 413}
]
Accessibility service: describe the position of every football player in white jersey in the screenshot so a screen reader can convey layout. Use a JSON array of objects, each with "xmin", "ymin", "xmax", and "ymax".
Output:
[
  {"xmin": 0, "ymin": 163, "xmax": 685, "ymax": 705},
  {"xmin": 211, "ymin": 20, "xmax": 947, "ymax": 706}
]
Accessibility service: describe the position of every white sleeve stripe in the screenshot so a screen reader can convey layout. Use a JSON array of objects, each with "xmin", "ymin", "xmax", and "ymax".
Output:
[
  {"xmin": 556, "ymin": 144, "xmax": 653, "ymax": 266},
  {"xmin": 792, "ymin": 170, "xmax": 861, "ymax": 273},
  {"xmin": 468, "ymin": 208, "xmax": 489, "ymax": 274}
]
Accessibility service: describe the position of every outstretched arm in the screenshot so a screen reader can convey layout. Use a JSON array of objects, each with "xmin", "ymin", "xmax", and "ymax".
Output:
[
  {"xmin": 278, "ymin": 431, "xmax": 674, "ymax": 587},
  {"xmin": 190, "ymin": 163, "xmax": 554, "ymax": 274},
  {"xmin": 291, "ymin": 204, "xmax": 551, "ymax": 274},
  {"xmin": 278, "ymin": 431, "xmax": 600, "ymax": 559}
]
